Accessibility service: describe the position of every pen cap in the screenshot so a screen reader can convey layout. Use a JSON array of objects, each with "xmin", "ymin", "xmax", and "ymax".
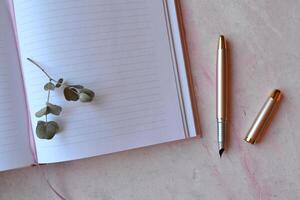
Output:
[{"xmin": 244, "ymin": 89, "xmax": 282, "ymax": 144}]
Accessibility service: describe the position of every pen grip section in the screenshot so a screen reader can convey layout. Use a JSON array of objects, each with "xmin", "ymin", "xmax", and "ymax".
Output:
[{"xmin": 217, "ymin": 121, "xmax": 226, "ymax": 148}]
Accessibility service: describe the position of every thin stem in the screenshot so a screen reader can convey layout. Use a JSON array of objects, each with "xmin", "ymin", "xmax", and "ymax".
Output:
[
  {"xmin": 45, "ymin": 89, "xmax": 51, "ymax": 123},
  {"xmin": 46, "ymin": 88, "xmax": 51, "ymax": 104},
  {"xmin": 27, "ymin": 58, "xmax": 58, "ymax": 83}
]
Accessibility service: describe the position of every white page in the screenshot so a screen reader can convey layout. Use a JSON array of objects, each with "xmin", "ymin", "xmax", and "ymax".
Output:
[
  {"xmin": 13, "ymin": 0, "xmax": 187, "ymax": 163},
  {"xmin": 0, "ymin": 0, "xmax": 34, "ymax": 171},
  {"xmin": 166, "ymin": 0, "xmax": 198, "ymax": 137}
]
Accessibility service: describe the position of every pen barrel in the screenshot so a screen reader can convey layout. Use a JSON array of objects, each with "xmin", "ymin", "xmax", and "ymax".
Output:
[
  {"xmin": 244, "ymin": 90, "xmax": 282, "ymax": 144},
  {"xmin": 216, "ymin": 48, "xmax": 228, "ymax": 121}
]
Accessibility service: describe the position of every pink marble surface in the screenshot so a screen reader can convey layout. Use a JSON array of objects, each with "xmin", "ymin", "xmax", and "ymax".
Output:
[{"xmin": 1, "ymin": 0, "xmax": 300, "ymax": 199}]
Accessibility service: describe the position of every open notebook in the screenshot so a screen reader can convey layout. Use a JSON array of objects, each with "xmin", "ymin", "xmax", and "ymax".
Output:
[{"xmin": 0, "ymin": 0, "xmax": 200, "ymax": 172}]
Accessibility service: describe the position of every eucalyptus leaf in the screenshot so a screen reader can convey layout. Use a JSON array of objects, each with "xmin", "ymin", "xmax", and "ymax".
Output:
[
  {"xmin": 64, "ymin": 87, "xmax": 79, "ymax": 101},
  {"xmin": 35, "ymin": 104, "xmax": 62, "ymax": 117},
  {"xmin": 69, "ymin": 85, "xmax": 84, "ymax": 89},
  {"xmin": 46, "ymin": 103, "xmax": 62, "ymax": 115},
  {"xmin": 79, "ymin": 88, "xmax": 95, "ymax": 102},
  {"xmin": 79, "ymin": 93, "xmax": 92, "ymax": 102},
  {"xmin": 35, "ymin": 107, "xmax": 49, "ymax": 118},
  {"xmin": 36, "ymin": 121, "xmax": 59, "ymax": 139},
  {"xmin": 55, "ymin": 78, "xmax": 64, "ymax": 88},
  {"xmin": 44, "ymin": 82, "xmax": 55, "ymax": 91},
  {"xmin": 48, "ymin": 121, "xmax": 59, "ymax": 131}
]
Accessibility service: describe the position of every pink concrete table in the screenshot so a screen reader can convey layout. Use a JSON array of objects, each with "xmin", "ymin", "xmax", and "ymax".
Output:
[{"xmin": 0, "ymin": 0, "xmax": 299, "ymax": 199}]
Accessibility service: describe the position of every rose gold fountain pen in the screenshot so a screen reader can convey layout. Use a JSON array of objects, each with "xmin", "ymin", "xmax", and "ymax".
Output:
[{"xmin": 216, "ymin": 35, "xmax": 228, "ymax": 157}]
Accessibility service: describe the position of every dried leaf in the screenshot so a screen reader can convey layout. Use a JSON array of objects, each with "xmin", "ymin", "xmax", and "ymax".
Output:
[
  {"xmin": 55, "ymin": 78, "xmax": 64, "ymax": 88},
  {"xmin": 36, "ymin": 121, "xmax": 59, "ymax": 139},
  {"xmin": 64, "ymin": 87, "xmax": 79, "ymax": 101},
  {"xmin": 79, "ymin": 93, "xmax": 92, "ymax": 102},
  {"xmin": 44, "ymin": 82, "xmax": 55, "ymax": 91},
  {"xmin": 36, "ymin": 121, "xmax": 46, "ymax": 139},
  {"xmin": 69, "ymin": 85, "xmax": 84, "ymax": 89},
  {"xmin": 35, "ymin": 107, "xmax": 49, "ymax": 118},
  {"xmin": 47, "ymin": 121, "xmax": 59, "ymax": 131},
  {"xmin": 35, "ymin": 104, "xmax": 62, "ymax": 117},
  {"xmin": 79, "ymin": 88, "xmax": 95, "ymax": 102},
  {"xmin": 46, "ymin": 103, "xmax": 62, "ymax": 115}
]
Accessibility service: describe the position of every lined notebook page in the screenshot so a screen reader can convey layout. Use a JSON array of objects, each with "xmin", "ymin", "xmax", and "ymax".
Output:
[
  {"xmin": 13, "ymin": 0, "xmax": 186, "ymax": 163},
  {"xmin": 0, "ymin": 1, "xmax": 33, "ymax": 171}
]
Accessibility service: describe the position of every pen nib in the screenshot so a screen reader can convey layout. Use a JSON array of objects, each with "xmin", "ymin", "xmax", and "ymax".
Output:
[{"xmin": 219, "ymin": 148, "xmax": 224, "ymax": 158}]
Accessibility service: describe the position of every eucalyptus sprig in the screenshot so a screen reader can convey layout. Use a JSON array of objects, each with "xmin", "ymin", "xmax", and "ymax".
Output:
[{"xmin": 27, "ymin": 58, "xmax": 95, "ymax": 140}]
